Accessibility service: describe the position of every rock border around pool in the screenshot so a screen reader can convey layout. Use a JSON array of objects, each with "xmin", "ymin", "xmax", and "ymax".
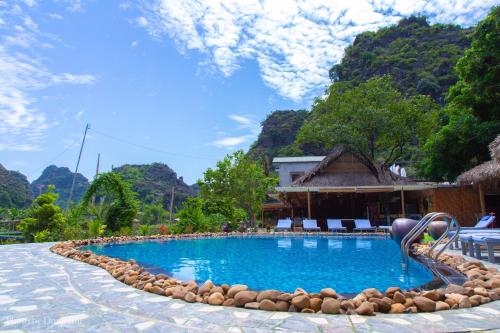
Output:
[{"xmin": 50, "ymin": 233, "xmax": 500, "ymax": 316}]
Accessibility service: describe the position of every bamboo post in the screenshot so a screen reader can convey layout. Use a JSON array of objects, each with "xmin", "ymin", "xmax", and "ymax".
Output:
[
  {"xmin": 478, "ymin": 182, "xmax": 486, "ymax": 216},
  {"xmin": 401, "ymin": 189, "xmax": 406, "ymax": 217},
  {"xmin": 307, "ymin": 191, "xmax": 312, "ymax": 219}
]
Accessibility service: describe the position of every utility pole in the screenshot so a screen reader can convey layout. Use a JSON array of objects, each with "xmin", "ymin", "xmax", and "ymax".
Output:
[
  {"xmin": 92, "ymin": 153, "xmax": 100, "ymax": 206},
  {"xmin": 169, "ymin": 186, "xmax": 175, "ymax": 222},
  {"xmin": 67, "ymin": 123, "xmax": 89, "ymax": 209}
]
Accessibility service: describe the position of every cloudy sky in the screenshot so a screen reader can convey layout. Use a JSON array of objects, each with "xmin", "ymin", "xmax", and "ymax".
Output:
[{"xmin": 0, "ymin": 0, "xmax": 495, "ymax": 184}]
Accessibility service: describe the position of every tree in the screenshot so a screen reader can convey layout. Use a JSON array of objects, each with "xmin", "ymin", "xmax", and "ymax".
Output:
[
  {"xmin": 140, "ymin": 203, "xmax": 169, "ymax": 225},
  {"xmin": 420, "ymin": 6, "xmax": 500, "ymax": 181},
  {"xmin": 17, "ymin": 185, "xmax": 66, "ymax": 242},
  {"xmin": 198, "ymin": 151, "xmax": 277, "ymax": 226},
  {"xmin": 81, "ymin": 173, "xmax": 138, "ymax": 232},
  {"xmin": 296, "ymin": 76, "xmax": 438, "ymax": 168}
]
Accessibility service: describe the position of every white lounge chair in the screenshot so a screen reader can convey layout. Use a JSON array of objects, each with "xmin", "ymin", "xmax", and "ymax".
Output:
[
  {"xmin": 353, "ymin": 219, "xmax": 376, "ymax": 232},
  {"xmin": 303, "ymin": 219, "xmax": 321, "ymax": 232},
  {"xmin": 327, "ymin": 219, "xmax": 346, "ymax": 232},
  {"xmin": 472, "ymin": 235, "xmax": 500, "ymax": 263},
  {"xmin": 450, "ymin": 215, "xmax": 496, "ymax": 249},
  {"xmin": 275, "ymin": 219, "xmax": 292, "ymax": 231}
]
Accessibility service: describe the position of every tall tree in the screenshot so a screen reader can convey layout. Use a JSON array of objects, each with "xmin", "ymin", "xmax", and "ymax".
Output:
[
  {"xmin": 419, "ymin": 6, "xmax": 500, "ymax": 181},
  {"xmin": 296, "ymin": 76, "xmax": 437, "ymax": 169}
]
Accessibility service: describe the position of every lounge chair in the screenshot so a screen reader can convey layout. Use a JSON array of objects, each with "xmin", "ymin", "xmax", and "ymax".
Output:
[
  {"xmin": 327, "ymin": 219, "xmax": 346, "ymax": 232},
  {"xmin": 449, "ymin": 215, "xmax": 496, "ymax": 249},
  {"xmin": 458, "ymin": 230, "xmax": 500, "ymax": 256},
  {"xmin": 472, "ymin": 235, "xmax": 500, "ymax": 263},
  {"xmin": 353, "ymin": 219, "xmax": 376, "ymax": 232},
  {"xmin": 275, "ymin": 219, "xmax": 292, "ymax": 231},
  {"xmin": 302, "ymin": 219, "xmax": 321, "ymax": 232}
]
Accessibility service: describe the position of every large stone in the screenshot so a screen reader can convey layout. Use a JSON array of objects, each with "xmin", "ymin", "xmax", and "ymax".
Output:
[
  {"xmin": 276, "ymin": 301, "xmax": 290, "ymax": 312},
  {"xmin": 257, "ymin": 290, "xmax": 282, "ymax": 302},
  {"xmin": 309, "ymin": 298, "xmax": 323, "ymax": 312},
  {"xmin": 363, "ymin": 288, "xmax": 382, "ymax": 299},
  {"xmin": 445, "ymin": 284, "xmax": 468, "ymax": 295},
  {"xmin": 244, "ymin": 302, "xmax": 260, "ymax": 310},
  {"xmin": 474, "ymin": 287, "xmax": 489, "ymax": 297},
  {"xmin": 370, "ymin": 298, "xmax": 392, "ymax": 313},
  {"xmin": 291, "ymin": 295, "xmax": 310, "ymax": 309},
  {"xmin": 320, "ymin": 288, "xmax": 337, "ymax": 299},
  {"xmin": 355, "ymin": 301, "xmax": 375, "ymax": 316},
  {"xmin": 234, "ymin": 291, "xmax": 258, "ymax": 307},
  {"xmin": 198, "ymin": 280, "xmax": 214, "ymax": 295},
  {"xmin": 422, "ymin": 290, "xmax": 440, "ymax": 301},
  {"xmin": 172, "ymin": 286, "xmax": 187, "ymax": 299},
  {"xmin": 222, "ymin": 299, "xmax": 236, "ymax": 307},
  {"xmin": 277, "ymin": 293, "xmax": 293, "ymax": 302},
  {"xmin": 413, "ymin": 296, "xmax": 436, "ymax": 312},
  {"xmin": 459, "ymin": 296, "xmax": 471, "ymax": 308},
  {"xmin": 435, "ymin": 301, "xmax": 450, "ymax": 311},
  {"xmin": 469, "ymin": 295, "xmax": 482, "ymax": 306},
  {"xmin": 321, "ymin": 299, "xmax": 341, "ymax": 314},
  {"xmin": 385, "ymin": 287, "xmax": 401, "ymax": 298},
  {"xmin": 393, "ymin": 291, "xmax": 406, "ymax": 304},
  {"xmin": 184, "ymin": 291, "xmax": 196, "ymax": 303},
  {"xmin": 208, "ymin": 292, "xmax": 225, "ymax": 305},
  {"xmin": 227, "ymin": 284, "xmax": 248, "ymax": 298},
  {"xmin": 149, "ymin": 285, "xmax": 165, "ymax": 296},
  {"xmin": 259, "ymin": 299, "xmax": 278, "ymax": 311},
  {"xmin": 389, "ymin": 303, "xmax": 406, "ymax": 314}
]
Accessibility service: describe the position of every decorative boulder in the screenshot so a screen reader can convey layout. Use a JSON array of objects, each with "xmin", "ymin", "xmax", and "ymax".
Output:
[
  {"xmin": 428, "ymin": 221, "xmax": 448, "ymax": 240},
  {"xmin": 391, "ymin": 218, "xmax": 420, "ymax": 244}
]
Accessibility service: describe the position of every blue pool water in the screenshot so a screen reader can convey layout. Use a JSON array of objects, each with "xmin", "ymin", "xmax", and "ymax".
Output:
[{"xmin": 85, "ymin": 236, "xmax": 434, "ymax": 294}]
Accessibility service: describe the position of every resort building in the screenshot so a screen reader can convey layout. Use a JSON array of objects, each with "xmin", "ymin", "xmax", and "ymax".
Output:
[{"xmin": 264, "ymin": 145, "xmax": 493, "ymax": 230}]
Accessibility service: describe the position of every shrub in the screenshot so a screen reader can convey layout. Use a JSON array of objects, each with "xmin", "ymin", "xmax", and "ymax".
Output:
[
  {"xmin": 138, "ymin": 224, "xmax": 151, "ymax": 236},
  {"xmin": 88, "ymin": 220, "xmax": 107, "ymax": 238},
  {"xmin": 158, "ymin": 224, "xmax": 169, "ymax": 235}
]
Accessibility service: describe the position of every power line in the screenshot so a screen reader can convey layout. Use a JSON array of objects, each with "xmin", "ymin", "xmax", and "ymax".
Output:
[
  {"xmin": 89, "ymin": 128, "xmax": 218, "ymax": 161},
  {"xmin": 26, "ymin": 139, "xmax": 82, "ymax": 178}
]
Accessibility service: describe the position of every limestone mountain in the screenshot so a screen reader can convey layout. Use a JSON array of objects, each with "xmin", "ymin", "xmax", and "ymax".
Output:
[
  {"xmin": 247, "ymin": 110, "xmax": 310, "ymax": 163},
  {"xmin": 31, "ymin": 165, "xmax": 89, "ymax": 207},
  {"xmin": 113, "ymin": 163, "xmax": 195, "ymax": 211},
  {"xmin": 0, "ymin": 163, "xmax": 32, "ymax": 208},
  {"xmin": 329, "ymin": 16, "xmax": 472, "ymax": 104}
]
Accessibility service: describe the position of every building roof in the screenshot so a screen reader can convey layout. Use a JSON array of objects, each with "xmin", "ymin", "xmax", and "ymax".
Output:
[
  {"xmin": 291, "ymin": 145, "xmax": 416, "ymax": 188},
  {"xmin": 272, "ymin": 156, "xmax": 326, "ymax": 163},
  {"xmin": 457, "ymin": 135, "xmax": 500, "ymax": 184}
]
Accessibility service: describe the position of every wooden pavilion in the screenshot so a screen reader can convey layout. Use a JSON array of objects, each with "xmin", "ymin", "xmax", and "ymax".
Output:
[
  {"xmin": 457, "ymin": 135, "xmax": 500, "ymax": 223},
  {"xmin": 263, "ymin": 145, "xmax": 486, "ymax": 230}
]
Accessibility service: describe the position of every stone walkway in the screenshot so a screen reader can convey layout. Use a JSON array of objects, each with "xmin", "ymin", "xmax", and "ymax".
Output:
[{"xmin": 1, "ymin": 243, "xmax": 500, "ymax": 333}]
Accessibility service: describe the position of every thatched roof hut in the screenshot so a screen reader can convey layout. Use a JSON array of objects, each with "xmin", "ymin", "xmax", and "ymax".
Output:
[
  {"xmin": 292, "ymin": 145, "xmax": 415, "ymax": 187},
  {"xmin": 457, "ymin": 135, "xmax": 500, "ymax": 185}
]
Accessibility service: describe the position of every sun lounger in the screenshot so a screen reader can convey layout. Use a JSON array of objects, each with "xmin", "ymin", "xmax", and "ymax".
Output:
[
  {"xmin": 302, "ymin": 219, "xmax": 321, "ymax": 232},
  {"xmin": 275, "ymin": 219, "xmax": 292, "ymax": 231},
  {"xmin": 327, "ymin": 219, "xmax": 346, "ymax": 232},
  {"xmin": 353, "ymin": 219, "xmax": 376, "ymax": 232},
  {"xmin": 449, "ymin": 215, "xmax": 496, "ymax": 249},
  {"xmin": 472, "ymin": 235, "xmax": 500, "ymax": 263},
  {"xmin": 458, "ymin": 230, "xmax": 500, "ymax": 257}
]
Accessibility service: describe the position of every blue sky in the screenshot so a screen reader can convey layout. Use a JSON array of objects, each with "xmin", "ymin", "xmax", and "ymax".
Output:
[{"xmin": 0, "ymin": 0, "xmax": 495, "ymax": 184}]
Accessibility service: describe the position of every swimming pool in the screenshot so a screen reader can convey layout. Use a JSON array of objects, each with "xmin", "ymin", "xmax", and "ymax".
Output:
[{"xmin": 85, "ymin": 236, "xmax": 434, "ymax": 294}]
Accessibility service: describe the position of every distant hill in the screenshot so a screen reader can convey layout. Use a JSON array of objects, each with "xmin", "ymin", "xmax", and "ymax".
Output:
[
  {"xmin": 113, "ymin": 163, "xmax": 195, "ymax": 211},
  {"xmin": 329, "ymin": 16, "xmax": 471, "ymax": 103},
  {"xmin": 0, "ymin": 163, "xmax": 32, "ymax": 208},
  {"xmin": 31, "ymin": 165, "xmax": 89, "ymax": 207},
  {"xmin": 247, "ymin": 110, "xmax": 310, "ymax": 163}
]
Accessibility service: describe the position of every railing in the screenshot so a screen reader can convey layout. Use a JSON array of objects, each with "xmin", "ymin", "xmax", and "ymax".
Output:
[{"xmin": 400, "ymin": 212, "xmax": 460, "ymax": 270}]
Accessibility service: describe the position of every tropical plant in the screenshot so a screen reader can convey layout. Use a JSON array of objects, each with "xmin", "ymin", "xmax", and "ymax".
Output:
[
  {"xmin": 141, "ymin": 203, "xmax": 169, "ymax": 224},
  {"xmin": 81, "ymin": 173, "xmax": 138, "ymax": 232},
  {"xmin": 17, "ymin": 185, "xmax": 66, "ymax": 242},
  {"xmin": 88, "ymin": 220, "xmax": 107, "ymax": 238},
  {"xmin": 138, "ymin": 224, "xmax": 151, "ymax": 236}
]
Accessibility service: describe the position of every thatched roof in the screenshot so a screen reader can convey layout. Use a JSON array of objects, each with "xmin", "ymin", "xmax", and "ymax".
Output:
[
  {"xmin": 292, "ymin": 145, "xmax": 416, "ymax": 187},
  {"xmin": 457, "ymin": 135, "xmax": 500, "ymax": 184}
]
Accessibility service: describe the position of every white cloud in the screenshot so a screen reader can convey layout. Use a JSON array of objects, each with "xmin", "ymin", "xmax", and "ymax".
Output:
[
  {"xmin": 138, "ymin": 0, "xmax": 496, "ymax": 101},
  {"xmin": 49, "ymin": 13, "xmax": 63, "ymax": 20},
  {"xmin": 0, "ymin": 2, "xmax": 96, "ymax": 152},
  {"xmin": 75, "ymin": 109, "xmax": 84, "ymax": 121},
  {"xmin": 210, "ymin": 114, "xmax": 260, "ymax": 148},
  {"xmin": 131, "ymin": 40, "xmax": 138, "ymax": 47},
  {"xmin": 211, "ymin": 136, "xmax": 249, "ymax": 148}
]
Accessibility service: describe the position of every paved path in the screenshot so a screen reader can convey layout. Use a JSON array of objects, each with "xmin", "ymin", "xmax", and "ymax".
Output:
[{"xmin": 1, "ymin": 243, "xmax": 500, "ymax": 333}]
